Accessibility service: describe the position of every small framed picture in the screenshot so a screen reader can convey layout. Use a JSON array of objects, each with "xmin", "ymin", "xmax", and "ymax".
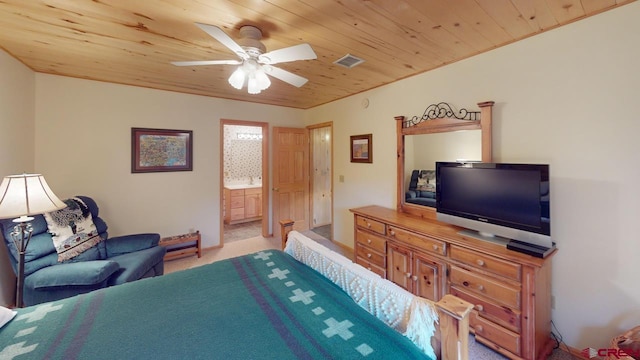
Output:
[
  {"xmin": 350, "ymin": 134, "xmax": 372, "ymax": 163},
  {"xmin": 131, "ymin": 128, "xmax": 193, "ymax": 173}
]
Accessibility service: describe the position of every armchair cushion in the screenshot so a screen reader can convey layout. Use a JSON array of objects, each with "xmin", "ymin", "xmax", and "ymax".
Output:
[
  {"xmin": 106, "ymin": 233, "xmax": 161, "ymax": 257},
  {"xmin": 27, "ymin": 261, "xmax": 119, "ymax": 289},
  {"xmin": 107, "ymin": 246, "xmax": 166, "ymax": 286}
]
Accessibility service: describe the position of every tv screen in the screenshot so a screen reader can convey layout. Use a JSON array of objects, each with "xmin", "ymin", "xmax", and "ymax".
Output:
[{"xmin": 436, "ymin": 162, "xmax": 551, "ymax": 248}]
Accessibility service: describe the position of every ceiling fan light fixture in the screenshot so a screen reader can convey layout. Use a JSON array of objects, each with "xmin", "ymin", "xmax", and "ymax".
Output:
[
  {"xmin": 175, "ymin": 23, "xmax": 315, "ymax": 94},
  {"xmin": 228, "ymin": 67, "xmax": 245, "ymax": 90},
  {"xmin": 255, "ymin": 69, "xmax": 271, "ymax": 91},
  {"xmin": 247, "ymin": 77, "xmax": 261, "ymax": 94}
]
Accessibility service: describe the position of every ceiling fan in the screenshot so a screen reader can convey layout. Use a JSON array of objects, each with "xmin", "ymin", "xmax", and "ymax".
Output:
[{"xmin": 172, "ymin": 23, "xmax": 317, "ymax": 94}]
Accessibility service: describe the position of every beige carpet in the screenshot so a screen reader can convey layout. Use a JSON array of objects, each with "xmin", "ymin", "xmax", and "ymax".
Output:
[
  {"xmin": 164, "ymin": 230, "xmax": 351, "ymax": 275},
  {"xmin": 164, "ymin": 235, "xmax": 280, "ymax": 274}
]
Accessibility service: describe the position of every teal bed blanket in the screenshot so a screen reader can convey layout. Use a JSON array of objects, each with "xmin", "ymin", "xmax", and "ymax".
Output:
[{"xmin": 0, "ymin": 250, "xmax": 431, "ymax": 359}]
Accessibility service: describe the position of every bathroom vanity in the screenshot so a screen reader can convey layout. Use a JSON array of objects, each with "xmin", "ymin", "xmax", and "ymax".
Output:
[{"xmin": 223, "ymin": 184, "xmax": 263, "ymax": 224}]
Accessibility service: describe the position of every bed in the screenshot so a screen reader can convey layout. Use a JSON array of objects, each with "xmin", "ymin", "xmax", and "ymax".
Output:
[{"xmin": 0, "ymin": 226, "xmax": 472, "ymax": 359}]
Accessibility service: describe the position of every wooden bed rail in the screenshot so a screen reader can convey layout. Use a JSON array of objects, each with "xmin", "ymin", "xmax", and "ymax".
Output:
[{"xmin": 279, "ymin": 220, "xmax": 473, "ymax": 360}]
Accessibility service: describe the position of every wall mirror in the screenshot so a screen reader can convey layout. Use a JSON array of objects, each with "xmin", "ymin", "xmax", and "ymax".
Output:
[{"xmin": 395, "ymin": 101, "xmax": 494, "ymax": 219}]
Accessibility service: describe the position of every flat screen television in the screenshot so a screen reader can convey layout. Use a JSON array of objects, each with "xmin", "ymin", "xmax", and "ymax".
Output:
[{"xmin": 435, "ymin": 162, "xmax": 552, "ymax": 249}]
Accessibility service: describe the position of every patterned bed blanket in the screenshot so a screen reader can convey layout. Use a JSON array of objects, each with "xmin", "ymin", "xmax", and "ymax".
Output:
[{"xmin": 0, "ymin": 250, "xmax": 431, "ymax": 359}]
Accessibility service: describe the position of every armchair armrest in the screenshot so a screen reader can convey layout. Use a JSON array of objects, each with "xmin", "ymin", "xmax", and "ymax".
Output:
[
  {"xmin": 106, "ymin": 233, "xmax": 160, "ymax": 257},
  {"xmin": 27, "ymin": 261, "xmax": 119, "ymax": 289}
]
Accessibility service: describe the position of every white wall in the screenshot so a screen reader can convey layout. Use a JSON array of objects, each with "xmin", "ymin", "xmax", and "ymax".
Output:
[
  {"xmin": 0, "ymin": 51, "xmax": 35, "ymax": 306},
  {"xmin": 34, "ymin": 75, "xmax": 304, "ymax": 249},
  {"xmin": 306, "ymin": 2, "xmax": 640, "ymax": 350}
]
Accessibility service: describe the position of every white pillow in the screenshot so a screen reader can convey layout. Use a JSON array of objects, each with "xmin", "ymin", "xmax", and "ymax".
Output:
[{"xmin": 0, "ymin": 306, "xmax": 17, "ymax": 328}]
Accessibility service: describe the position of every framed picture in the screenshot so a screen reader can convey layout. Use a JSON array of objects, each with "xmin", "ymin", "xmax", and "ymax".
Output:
[
  {"xmin": 131, "ymin": 128, "xmax": 193, "ymax": 173},
  {"xmin": 350, "ymin": 134, "xmax": 372, "ymax": 163}
]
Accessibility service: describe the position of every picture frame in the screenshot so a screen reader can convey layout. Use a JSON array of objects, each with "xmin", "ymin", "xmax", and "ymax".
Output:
[
  {"xmin": 131, "ymin": 128, "xmax": 193, "ymax": 173},
  {"xmin": 350, "ymin": 134, "xmax": 373, "ymax": 163}
]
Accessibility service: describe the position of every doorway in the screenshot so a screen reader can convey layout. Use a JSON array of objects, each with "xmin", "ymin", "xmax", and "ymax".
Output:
[
  {"xmin": 220, "ymin": 120, "xmax": 269, "ymax": 245},
  {"xmin": 309, "ymin": 123, "xmax": 333, "ymax": 240}
]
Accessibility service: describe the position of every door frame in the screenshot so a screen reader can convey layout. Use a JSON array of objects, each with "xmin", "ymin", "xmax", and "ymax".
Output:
[
  {"xmin": 220, "ymin": 119, "xmax": 269, "ymax": 246},
  {"xmin": 308, "ymin": 122, "xmax": 333, "ymax": 238}
]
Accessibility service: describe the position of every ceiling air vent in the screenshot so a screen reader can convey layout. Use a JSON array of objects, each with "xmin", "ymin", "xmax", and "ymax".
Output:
[{"xmin": 334, "ymin": 54, "xmax": 365, "ymax": 68}]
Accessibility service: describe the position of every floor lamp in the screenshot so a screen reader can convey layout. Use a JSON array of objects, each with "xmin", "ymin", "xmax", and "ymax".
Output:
[{"xmin": 0, "ymin": 174, "xmax": 66, "ymax": 308}]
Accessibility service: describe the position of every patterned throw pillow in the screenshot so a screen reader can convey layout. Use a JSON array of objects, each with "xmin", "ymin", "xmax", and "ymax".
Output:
[{"xmin": 44, "ymin": 197, "xmax": 103, "ymax": 262}]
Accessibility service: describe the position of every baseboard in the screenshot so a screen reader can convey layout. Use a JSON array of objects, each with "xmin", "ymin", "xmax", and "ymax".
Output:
[{"xmin": 558, "ymin": 343, "xmax": 589, "ymax": 359}]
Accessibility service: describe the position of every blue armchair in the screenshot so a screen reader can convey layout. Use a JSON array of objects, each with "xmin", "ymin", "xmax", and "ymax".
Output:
[
  {"xmin": 0, "ymin": 196, "xmax": 166, "ymax": 306},
  {"xmin": 405, "ymin": 169, "xmax": 437, "ymax": 207}
]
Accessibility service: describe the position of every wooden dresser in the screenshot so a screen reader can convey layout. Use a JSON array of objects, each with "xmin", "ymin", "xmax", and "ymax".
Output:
[{"xmin": 351, "ymin": 205, "xmax": 556, "ymax": 360}]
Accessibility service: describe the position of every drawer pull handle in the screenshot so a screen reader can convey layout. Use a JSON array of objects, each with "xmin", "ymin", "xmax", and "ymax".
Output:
[
  {"xmin": 477, "ymin": 284, "xmax": 485, "ymax": 291},
  {"xmin": 476, "ymin": 304, "xmax": 484, "ymax": 312},
  {"xmin": 476, "ymin": 259, "xmax": 485, "ymax": 266},
  {"xmin": 367, "ymin": 267, "xmax": 372, "ymax": 271},
  {"xmin": 367, "ymin": 222, "xmax": 372, "ymax": 228},
  {"xmin": 463, "ymin": 281, "xmax": 470, "ymax": 287},
  {"xmin": 405, "ymin": 272, "xmax": 411, "ymax": 278},
  {"xmin": 476, "ymin": 325, "xmax": 484, "ymax": 333},
  {"xmin": 367, "ymin": 239, "xmax": 372, "ymax": 244},
  {"xmin": 366, "ymin": 253, "xmax": 372, "ymax": 258},
  {"xmin": 389, "ymin": 230, "xmax": 396, "ymax": 236},
  {"xmin": 432, "ymin": 245, "xmax": 439, "ymax": 251},
  {"xmin": 412, "ymin": 275, "xmax": 418, "ymax": 281}
]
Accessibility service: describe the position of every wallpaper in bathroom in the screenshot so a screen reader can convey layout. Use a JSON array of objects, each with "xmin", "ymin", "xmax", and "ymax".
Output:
[{"xmin": 223, "ymin": 125, "xmax": 263, "ymax": 184}]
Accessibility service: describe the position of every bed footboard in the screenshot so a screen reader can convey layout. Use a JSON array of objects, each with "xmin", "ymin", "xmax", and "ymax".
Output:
[
  {"xmin": 435, "ymin": 294, "xmax": 474, "ymax": 360},
  {"xmin": 279, "ymin": 219, "xmax": 295, "ymax": 249},
  {"xmin": 279, "ymin": 220, "xmax": 473, "ymax": 360}
]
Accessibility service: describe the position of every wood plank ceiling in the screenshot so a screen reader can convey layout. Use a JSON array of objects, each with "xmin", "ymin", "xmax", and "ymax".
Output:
[{"xmin": 0, "ymin": 0, "xmax": 634, "ymax": 109}]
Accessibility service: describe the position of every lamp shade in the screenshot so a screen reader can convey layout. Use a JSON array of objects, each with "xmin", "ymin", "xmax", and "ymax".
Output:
[{"xmin": 0, "ymin": 174, "xmax": 66, "ymax": 220}]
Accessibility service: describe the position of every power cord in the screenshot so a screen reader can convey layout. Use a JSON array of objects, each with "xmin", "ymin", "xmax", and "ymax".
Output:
[{"xmin": 551, "ymin": 320, "xmax": 581, "ymax": 359}]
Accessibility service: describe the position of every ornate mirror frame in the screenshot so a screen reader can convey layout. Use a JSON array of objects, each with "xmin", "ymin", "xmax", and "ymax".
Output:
[{"xmin": 395, "ymin": 101, "xmax": 495, "ymax": 219}]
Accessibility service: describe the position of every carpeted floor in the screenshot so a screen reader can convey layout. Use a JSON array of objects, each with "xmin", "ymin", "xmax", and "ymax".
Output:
[{"xmin": 163, "ymin": 233, "xmax": 575, "ymax": 360}]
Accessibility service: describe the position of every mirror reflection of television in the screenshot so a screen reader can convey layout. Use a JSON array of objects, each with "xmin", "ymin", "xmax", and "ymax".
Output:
[{"xmin": 435, "ymin": 162, "xmax": 552, "ymax": 249}]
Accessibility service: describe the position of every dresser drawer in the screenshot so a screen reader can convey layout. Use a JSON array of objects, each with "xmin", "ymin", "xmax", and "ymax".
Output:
[
  {"xmin": 471, "ymin": 311, "xmax": 521, "ymax": 356},
  {"xmin": 355, "ymin": 216, "xmax": 386, "ymax": 235},
  {"xmin": 450, "ymin": 285, "xmax": 521, "ymax": 333},
  {"xmin": 355, "ymin": 245, "xmax": 385, "ymax": 268},
  {"xmin": 449, "ymin": 266, "xmax": 520, "ymax": 309},
  {"xmin": 356, "ymin": 229, "xmax": 386, "ymax": 253},
  {"xmin": 355, "ymin": 258, "xmax": 386, "ymax": 278},
  {"xmin": 230, "ymin": 196, "xmax": 244, "ymax": 208},
  {"xmin": 451, "ymin": 245, "xmax": 521, "ymax": 281},
  {"xmin": 244, "ymin": 187, "xmax": 261, "ymax": 195},
  {"xmin": 387, "ymin": 226, "xmax": 446, "ymax": 256},
  {"xmin": 229, "ymin": 189, "xmax": 244, "ymax": 197},
  {"xmin": 230, "ymin": 208, "xmax": 245, "ymax": 220}
]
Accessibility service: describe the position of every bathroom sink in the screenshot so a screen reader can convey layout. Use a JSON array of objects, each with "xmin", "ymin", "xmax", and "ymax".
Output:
[{"xmin": 224, "ymin": 183, "xmax": 262, "ymax": 190}]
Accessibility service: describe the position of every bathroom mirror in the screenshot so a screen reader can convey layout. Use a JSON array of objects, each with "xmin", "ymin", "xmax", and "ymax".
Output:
[{"xmin": 395, "ymin": 101, "xmax": 494, "ymax": 219}]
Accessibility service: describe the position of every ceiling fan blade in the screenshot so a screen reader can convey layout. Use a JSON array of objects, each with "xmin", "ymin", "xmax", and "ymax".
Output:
[
  {"xmin": 195, "ymin": 22, "xmax": 248, "ymax": 59},
  {"xmin": 265, "ymin": 66, "xmax": 309, "ymax": 87},
  {"xmin": 171, "ymin": 60, "xmax": 242, "ymax": 66},
  {"xmin": 259, "ymin": 44, "xmax": 317, "ymax": 65}
]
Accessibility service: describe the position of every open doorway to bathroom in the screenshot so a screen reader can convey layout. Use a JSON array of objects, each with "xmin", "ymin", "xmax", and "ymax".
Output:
[
  {"xmin": 220, "ymin": 120, "xmax": 269, "ymax": 245},
  {"xmin": 309, "ymin": 122, "xmax": 333, "ymax": 240}
]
